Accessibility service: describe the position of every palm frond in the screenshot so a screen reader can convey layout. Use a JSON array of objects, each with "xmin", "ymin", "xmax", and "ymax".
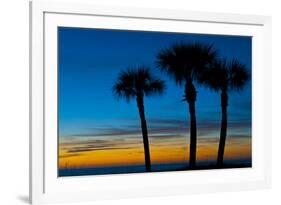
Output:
[
  {"xmin": 145, "ymin": 78, "xmax": 166, "ymax": 96},
  {"xmin": 228, "ymin": 59, "xmax": 250, "ymax": 91},
  {"xmin": 199, "ymin": 58, "xmax": 249, "ymax": 92},
  {"xmin": 156, "ymin": 42, "xmax": 218, "ymax": 85},
  {"xmin": 112, "ymin": 69, "xmax": 136, "ymax": 102},
  {"xmin": 112, "ymin": 66, "xmax": 166, "ymax": 101},
  {"xmin": 199, "ymin": 58, "xmax": 228, "ymax": 91},
  {"xmin": 156, "ymin": 46, "xmax": 186, "ymax": 85}
]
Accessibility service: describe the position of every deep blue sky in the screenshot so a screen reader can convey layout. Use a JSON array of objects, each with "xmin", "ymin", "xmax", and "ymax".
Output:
[{"xmin": 58, "ymin": 27, "xmax": 252, "ymax": 137}]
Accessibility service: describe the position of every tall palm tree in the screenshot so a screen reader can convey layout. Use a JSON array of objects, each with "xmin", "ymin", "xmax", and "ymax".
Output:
[
  {"xmin": 157, "ymin": 42, "xmax": 217, "ymax": 168},
  {"xmin": 112, "ymin": 66, "xmax": 166, "ymax": 172},
  {"xmin": 200, "ymin": 58, "xmax": 249, "ymax": 168}
]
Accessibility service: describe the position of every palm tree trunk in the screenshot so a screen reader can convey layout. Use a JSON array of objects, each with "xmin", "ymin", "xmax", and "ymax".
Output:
[
  {"xmin": 217, "ymin": 90, "xmax": 228, "ymax": 168},
  {"xmin": 185, "ymin": 81, "xmax": 197, "ymax": 169},
  {"xmin": 136, "ymin": 95, "xmax": 151, "ymax": 172},
  {"xmin": 189, "ymin": 101, "xmax": 197, "ymax": 169}
]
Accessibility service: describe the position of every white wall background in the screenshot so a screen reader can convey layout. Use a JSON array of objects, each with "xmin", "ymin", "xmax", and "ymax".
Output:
[{"xmin": 0, "ymin": 0, "xmax": 279, "ymax": 204}]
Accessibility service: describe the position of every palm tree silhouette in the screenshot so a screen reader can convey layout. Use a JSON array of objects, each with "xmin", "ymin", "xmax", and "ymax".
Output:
[
  {"xmin": 200, "ymin": 58, "xmax": 249, "ymax": 168},
  {"xmin": 157, "ymin": 42, "xmax": 217, "ymax": 168},
  {"xmin": 112, "ymin": 66, "xmax": 166, "ymax": 172}
]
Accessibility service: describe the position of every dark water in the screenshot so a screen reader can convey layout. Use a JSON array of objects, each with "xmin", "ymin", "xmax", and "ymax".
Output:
[{"xmin": 58, "ymin": 159, "xmax": 251, "ymax": 177}]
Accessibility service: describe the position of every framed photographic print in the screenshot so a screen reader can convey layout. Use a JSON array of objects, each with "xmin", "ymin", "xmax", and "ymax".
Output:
[{"xmin": 30, "ymin": 1, "xmax": 272, "ymax": 204}]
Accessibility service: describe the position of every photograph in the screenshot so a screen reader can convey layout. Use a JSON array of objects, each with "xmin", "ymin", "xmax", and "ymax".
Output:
[{"xmin": 58, "ymin": 27, "xmax": 252, "ymax": 177}]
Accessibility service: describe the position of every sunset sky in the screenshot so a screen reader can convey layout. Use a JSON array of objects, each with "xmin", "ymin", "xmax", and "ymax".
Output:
[{"xmin": 58, "ymin": 27, "xmax": 252, "ymax": 174}]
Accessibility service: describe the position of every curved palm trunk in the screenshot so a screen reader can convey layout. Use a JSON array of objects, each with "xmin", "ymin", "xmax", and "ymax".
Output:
[
  {"xmin": 185, "ymin": 81, "xmax": 197, "ymax": 169},
  {"xmin": 217, "ymin": 90, "xmax": 228, "ymax": 168},
  {"xmin": 136, "ymin": 95, "xmax": 151, "ymax": 172}
]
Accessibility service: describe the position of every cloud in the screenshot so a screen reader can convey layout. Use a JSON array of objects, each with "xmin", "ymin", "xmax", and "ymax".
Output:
[
  {"xmin": 198, "ymin": 138, "xmax": 219, "ymax": 144},
  {"xmin": 62, "ymin": 118, "xmax": 250, "ymax": 141},
  {"xmin": 148, "ymin": 119, "xmax": 187, "ymax": 127},
  {"xmin": 228, "ymin": 134, "xmax": 251, "ymax": 138},
  {"xmin": 60, "ymin": 137, "xmax": 142, "ymax": 154},
  {"xmin": 67, "ymin": 146, "xmax": 134, "ymax": 153},
  {"xmin": 148, "ymin": 134, "xmax": 185, "ymax": 139},
  {"xmin": 59, "ymin": 118, "xmax": 251, "ymax": 156},
  {"xmin": 59, "ymin": 153, "xmax": 81, "ymax": 158}
]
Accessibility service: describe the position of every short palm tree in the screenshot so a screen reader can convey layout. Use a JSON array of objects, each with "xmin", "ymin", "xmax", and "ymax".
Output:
[
  {"xmin": 200, "ymin": 58, "xmax": 249, "ymax": 168},
  {"xmin": 112, "ymin": 66, "xmax": 166, "ymax": 172},
  {"xmin": 157, "ymin": 42, "xmax": 218, "ymax": 168}
]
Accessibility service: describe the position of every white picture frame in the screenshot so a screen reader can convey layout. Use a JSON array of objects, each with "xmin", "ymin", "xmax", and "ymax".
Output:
[{"xmin": 30, "ymin": 1, "xmax": 272, "ymax": 204}]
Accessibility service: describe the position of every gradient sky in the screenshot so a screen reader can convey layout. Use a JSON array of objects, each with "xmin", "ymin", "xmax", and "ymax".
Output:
[{"xmin": 58, "ymin": 27, "xmax": 252, "ymax": 170}]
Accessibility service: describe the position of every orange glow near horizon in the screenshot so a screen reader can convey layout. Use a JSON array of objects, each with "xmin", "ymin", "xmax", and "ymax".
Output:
[{"xmin": 59, "ymin": 134, "xmax": 251, "ymax": 169}]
